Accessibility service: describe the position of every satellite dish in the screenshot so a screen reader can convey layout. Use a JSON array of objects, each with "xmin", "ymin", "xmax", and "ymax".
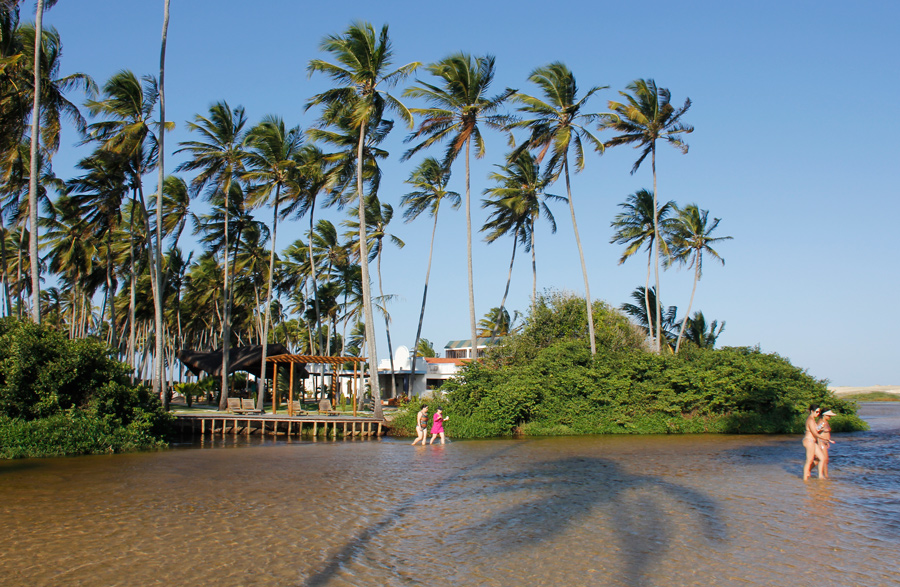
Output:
[{"xmin": 395, "ymin": 345, "xmax": 410, "ymax": 368}]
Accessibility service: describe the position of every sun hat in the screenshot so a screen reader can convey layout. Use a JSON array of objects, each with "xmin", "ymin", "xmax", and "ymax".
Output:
[{"xmin": 822, "ymin": 410, "xmax": 836, "ymax": 416}]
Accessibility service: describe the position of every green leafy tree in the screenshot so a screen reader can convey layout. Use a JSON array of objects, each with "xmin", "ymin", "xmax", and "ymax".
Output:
[
  {"xmin": 307, "ymin": 21, "xmax": 419, "ymax": 419},
  {"xmin": 609, "ymin": 188, "xmax": 675, "ymax": 350},
  {"xmin": 403, "ymin": 52, "xmax": 513, "ymax": 360},
  {"xmin": 400, "ymin": 157, "xmax": 459, "ymax": 386},
  {"xmin": 175, "ymin": 101, "xmax": 248, "ymax": 409},
  {"xmin": 508, "ymin": 62, "xmax": 606, "ymax": 355},
  {"xmin": 482, "ymin": 150, "xmax": 561, "ymax": 308},
  {"xmin": 602, "ymin": 79, "xmax": 693, "ymax": 352},
  {"xmin": 681, "ymin": 311, "xmax": 725, "ymax": 349},
  {"xmin": 666, "ymin": 204, "xmax": 731, "ymax": 353},
  {"xmin": 243, "ymin": 115, "xmax": 303, "ymax": 407}
]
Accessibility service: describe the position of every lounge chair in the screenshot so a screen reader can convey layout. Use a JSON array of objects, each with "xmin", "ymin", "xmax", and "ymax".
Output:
[
  {"xmin": 227, "ymin": 397, "xmax": 246, "ymax": 414},
  {"xmin": 318, "ymin": 398, "xmax": 340, "ymax": 416},
  {"xmin": 241, "ymin": 398, "xmax": 263, "ymax": 415},
  {"xmin": 290, "ymin": 401, "xmax": 309, "ymax": 416}
]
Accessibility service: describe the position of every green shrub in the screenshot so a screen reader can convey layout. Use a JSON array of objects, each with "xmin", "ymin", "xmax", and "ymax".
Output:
[
  {"xmin": 393, "ymin": 292, "xmax": 868, "ymax": 439},
  {"xmin": 0, "ymin": 318, "xmax": 173, "ymax": 458}
]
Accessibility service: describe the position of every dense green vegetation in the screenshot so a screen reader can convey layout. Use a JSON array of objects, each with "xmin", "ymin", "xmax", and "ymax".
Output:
[
  {"xmin": 392, "ymin": 292, "xmax": 867, "ymax": 438},
  {"xmin": 0, "ymin": 318, "xmax": 173, "ymax": 458}
]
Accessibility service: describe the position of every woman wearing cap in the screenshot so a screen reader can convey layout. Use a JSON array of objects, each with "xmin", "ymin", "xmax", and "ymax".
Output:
[
  {"xmin": 428, "ymin": 407, "xmax": 449, "ymax": 445},
  {"xmin": 411, "ymin": 405, "xmax": 429, "ymax": 445},
  {"xmin": 815, "ymin": 410, "xmax": 837, "ymax": 479},
  {"xmin": 803, "ymin": 405, "xmax": 826, "ymax": 481}
]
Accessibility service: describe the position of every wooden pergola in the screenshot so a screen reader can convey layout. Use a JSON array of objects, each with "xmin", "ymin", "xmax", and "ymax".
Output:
[{"xmin": 266, "ymin": 355, "xmax": 368, "ymax": 417}]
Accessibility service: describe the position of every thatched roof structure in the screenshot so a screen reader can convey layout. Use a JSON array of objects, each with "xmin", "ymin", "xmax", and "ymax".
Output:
[{"xmin": 176, "ymin": 344, "xmax": 306, "ymax": 379}]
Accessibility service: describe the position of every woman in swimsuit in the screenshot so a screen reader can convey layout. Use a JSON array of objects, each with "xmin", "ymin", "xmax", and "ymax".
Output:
[
  {"xmin": 815, "ymin": 409, "xmax": 836, "ymax": 479},
  {"xmin": 411, "ymin": 406, "xmax": 429, "ymax": 445},
  {"xmin": 428, "ymin": 407, "xmax": 449, "ymax": 445},
  {"xmin": 803, "ymin": 405, "xmax": 825, "ymax": 481}
]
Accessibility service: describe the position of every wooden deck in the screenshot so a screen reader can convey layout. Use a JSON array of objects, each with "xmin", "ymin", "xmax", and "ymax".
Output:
[{"xmin": 175, "ymin": 413, "xmax": 386, "ymax": 439}]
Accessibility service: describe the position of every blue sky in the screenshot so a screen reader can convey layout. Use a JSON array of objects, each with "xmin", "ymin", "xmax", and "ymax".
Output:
[{"xmin": 36, "ymin": 0, "xmax": 899, "ymax": 386}]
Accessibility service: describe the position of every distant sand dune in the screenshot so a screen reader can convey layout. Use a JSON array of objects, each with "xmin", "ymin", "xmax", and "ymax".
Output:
[{"xmin": 829, "ymin": 385, "xmax": 900, "ymax": 396}]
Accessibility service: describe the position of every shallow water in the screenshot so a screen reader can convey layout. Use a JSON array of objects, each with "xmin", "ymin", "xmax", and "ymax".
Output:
[{"xmin": 1, "ymin": 404, "xmax": 898, "ymax": 586}]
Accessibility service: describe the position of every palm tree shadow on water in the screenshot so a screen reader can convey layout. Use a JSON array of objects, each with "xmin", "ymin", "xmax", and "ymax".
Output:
[{"xmin": 301, "ymin": 447, "xmax": 726, "ymax": 587}]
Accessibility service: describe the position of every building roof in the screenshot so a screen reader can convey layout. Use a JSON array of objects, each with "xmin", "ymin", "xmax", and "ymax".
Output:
[{"xmin": 424, "ymin": 357, "xmax": 469, "ymax": 365}]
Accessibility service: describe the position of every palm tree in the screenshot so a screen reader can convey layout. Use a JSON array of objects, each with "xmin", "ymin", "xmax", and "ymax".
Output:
[
  {"xmin": 243, "ymin": 115, "xmax": 302, "ymax": 408},
  {"xmin": 175, "ymin": 101, "xmax": 248, "ymax": 410},
  {"xmin": 67, "ymin": 149, "xmax": 128, "ymax": 351},
  {"xmin": 27, "ymin": 0, "xmax": 52, "ymax": 323},
  {"xmin": 85, "ymin": 70, "xmax": 169, "ymax": 395},
  {"xmin": 681, "ymin": 311, "xmax": 725, "ymax": 349},
  {"xmin": 478, "ymin": 306, "xmax": 520, "ymax": 338},
  {"xmin": 155, "ymin": 0, "xmax": 171, "ymax": 406},
  {"xmin": 602, "ymin": 78, "xmax": 693, "ymax": 352},
  {"xmin": 399, "ymin": 157, "xmax": 459, "ymax": 391},
  {"xmin": 609, "ymin": 188, "xmax": 676, "ymax": 350},
  {"xmin": 482, "ymin": 150, "xmax": 561, "ymax": 309},
  {"xmin": 403, "ymin": 52, "xmax": 513, "ymax": 359},
  {"xmin": 307, "ymin": 21, "xmax": 419, "ymax": 419},
  {"xmin": 344, "ymin": 194, "xmax": 404, "ymax": 397},
  {"xmin": 508, "ymin": 62, "xmax": 606, "ymax": 355},
  {"xmin": 280, "ymin": 144, "xmax": 330, "ymax": 358},
  {"xmin": 621, "ymin": 285, "xmax": 678, "ymax": 352},
  {"xmin": 666, "ymin": 204, "xmax": 731, "ymax": 353},
  {"xmin": 415, "ymin": 338, "xmax": 436, "ymax": 358}
]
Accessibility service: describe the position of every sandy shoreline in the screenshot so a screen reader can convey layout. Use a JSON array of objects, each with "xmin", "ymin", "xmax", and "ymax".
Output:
[{"xmin": 829, "ymin": 385, "xmax": 900, "ymax": 396}]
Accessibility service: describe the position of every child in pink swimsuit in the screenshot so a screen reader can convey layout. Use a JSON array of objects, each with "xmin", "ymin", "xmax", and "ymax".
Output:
[{"xmin": 429, "ymin": 408, "xmax": 449, "ymax": 444}]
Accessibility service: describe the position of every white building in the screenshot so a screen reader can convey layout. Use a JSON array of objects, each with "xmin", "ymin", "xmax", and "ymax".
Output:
[{"xmin": 377, "ymin": 345, "xmax": 470, "ymax": 398}]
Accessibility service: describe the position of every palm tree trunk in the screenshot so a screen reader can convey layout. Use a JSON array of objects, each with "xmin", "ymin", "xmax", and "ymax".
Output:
[
  {"xmin": 531, "ymin": 225, "xmax": 537, "ymax": 306},
  {"xmin": 645, "ymin": 248, "xmax": 654, "ymax": 346},
  {"xmin": 564, "ymin": 158, "xmax": 596, "ymax": 354},
  {"xmin": 652, "ymin": 147, "xmax": 661, "ymax": 353},
  {"xmin": 409, "ymin": 211, "xmax": 440, "ymax": 397},
  {"xmin": 464, "ymin": 138, "xmax": 478, "ymax": 358},
  {"xmin": 156, "ymin": 0, "xmax": 171, "ymax": 409},
  {"xmin": 105, "ymin": 232, "xmax": 117, "ymax": 353},
  {"xmin": 377, "ymin": 246, "xmax": 396, "ymax": 398},
  {"xmin": 256, "ymin": 186, "xmax": 280, "ymax": 411},
  {"xmin": 675, "ymin": 251, "xmax": 700, "ymax": 353},
  {"xmin": 499, "ymin": 229, "xmax": 517, "ymax": 318},
  {"xmin": 1, "ymin": 226, "xmax": 13, "ymax": 317},
  {"xmin": 28, "ymin": 0, "xmax": 44, "ymax": 324},
  {"xmin": 219, "ymin": 182, "xmax": 231, "ymax": 411},
  {"xmin": 356, "ymin": 122, "xmax": 382, "ymax": 419}
]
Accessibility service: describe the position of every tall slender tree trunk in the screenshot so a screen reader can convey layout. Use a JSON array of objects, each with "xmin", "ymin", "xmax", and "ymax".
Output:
[
  {"xmin": 219, "ymin": 183, "xmax": 231, "ymax": 411},
  {"xmin": 409, "ymin": 211, "xmax": 440, "ymax": 397},
  {"xmin": 356, "ymin": 122, "xmax": 382, "ymax": 419},
  {"xmin": 157, "ymin": 0, "xmax": 171, "ymax": 408},
  {"xmin": 105, "ymin": 232, "xmax": 117, "ymax": 353},
  {"xmin": 376, "ymin": 246, "xmax": 396, "ymax": 397},
  {"xmin": 564, "ymin": 158, "xmax": 596, "ymax": 354},
  {"xmin": 1, "ymin": 227, "xmax": 13, "ymax": 316},
  {"xmin": 498, "ymin": 229, "xmax": 517, "ymax": 319},
  {"xmin": 464, "ymin": 139, "xmax": 478, "ymax": 358},
  {"xmin": 531, "ymin": 226, "xmax": 537, "ymax": 306},
  {"xmin": 256, "ymin": 186, "xmax": 280, "ymax": 411},
  {"xmin": 652, "ymin": 147, "xmax": 661, "ymax": 353},
  {"xmin": 675, "ymin": 251, "xmax": 701, "ymax": 354},
  {"xmin": 28, "ymin": 0, "xmax": 44, "ymax": 324},
  {"xmin": 644, "ymin": 249, "xmax": 654, "ymax": 348},
  {"xmin": 128, "ymin": 209, "xmax": 137, "ymax": 380}
]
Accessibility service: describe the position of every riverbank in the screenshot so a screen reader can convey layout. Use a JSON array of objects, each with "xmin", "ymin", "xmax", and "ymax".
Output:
[{"xmin": 830, "ymin": 385, "xmax": 900, "ymax": 400}]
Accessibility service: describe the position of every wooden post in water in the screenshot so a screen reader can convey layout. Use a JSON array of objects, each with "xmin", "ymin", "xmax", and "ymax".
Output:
[
  {"xmin": 288, "ymin": 361, "xmax": 295, "ymax": 416},
  {"xmin": 272, "ymin": 363, "xmax": 279, "ymax": 415}
]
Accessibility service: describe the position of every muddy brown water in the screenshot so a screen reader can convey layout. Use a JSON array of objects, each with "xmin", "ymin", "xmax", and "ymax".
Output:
[{"xmin": 1, "ymin": 403, "xmax": 898, "ymax": 586}]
